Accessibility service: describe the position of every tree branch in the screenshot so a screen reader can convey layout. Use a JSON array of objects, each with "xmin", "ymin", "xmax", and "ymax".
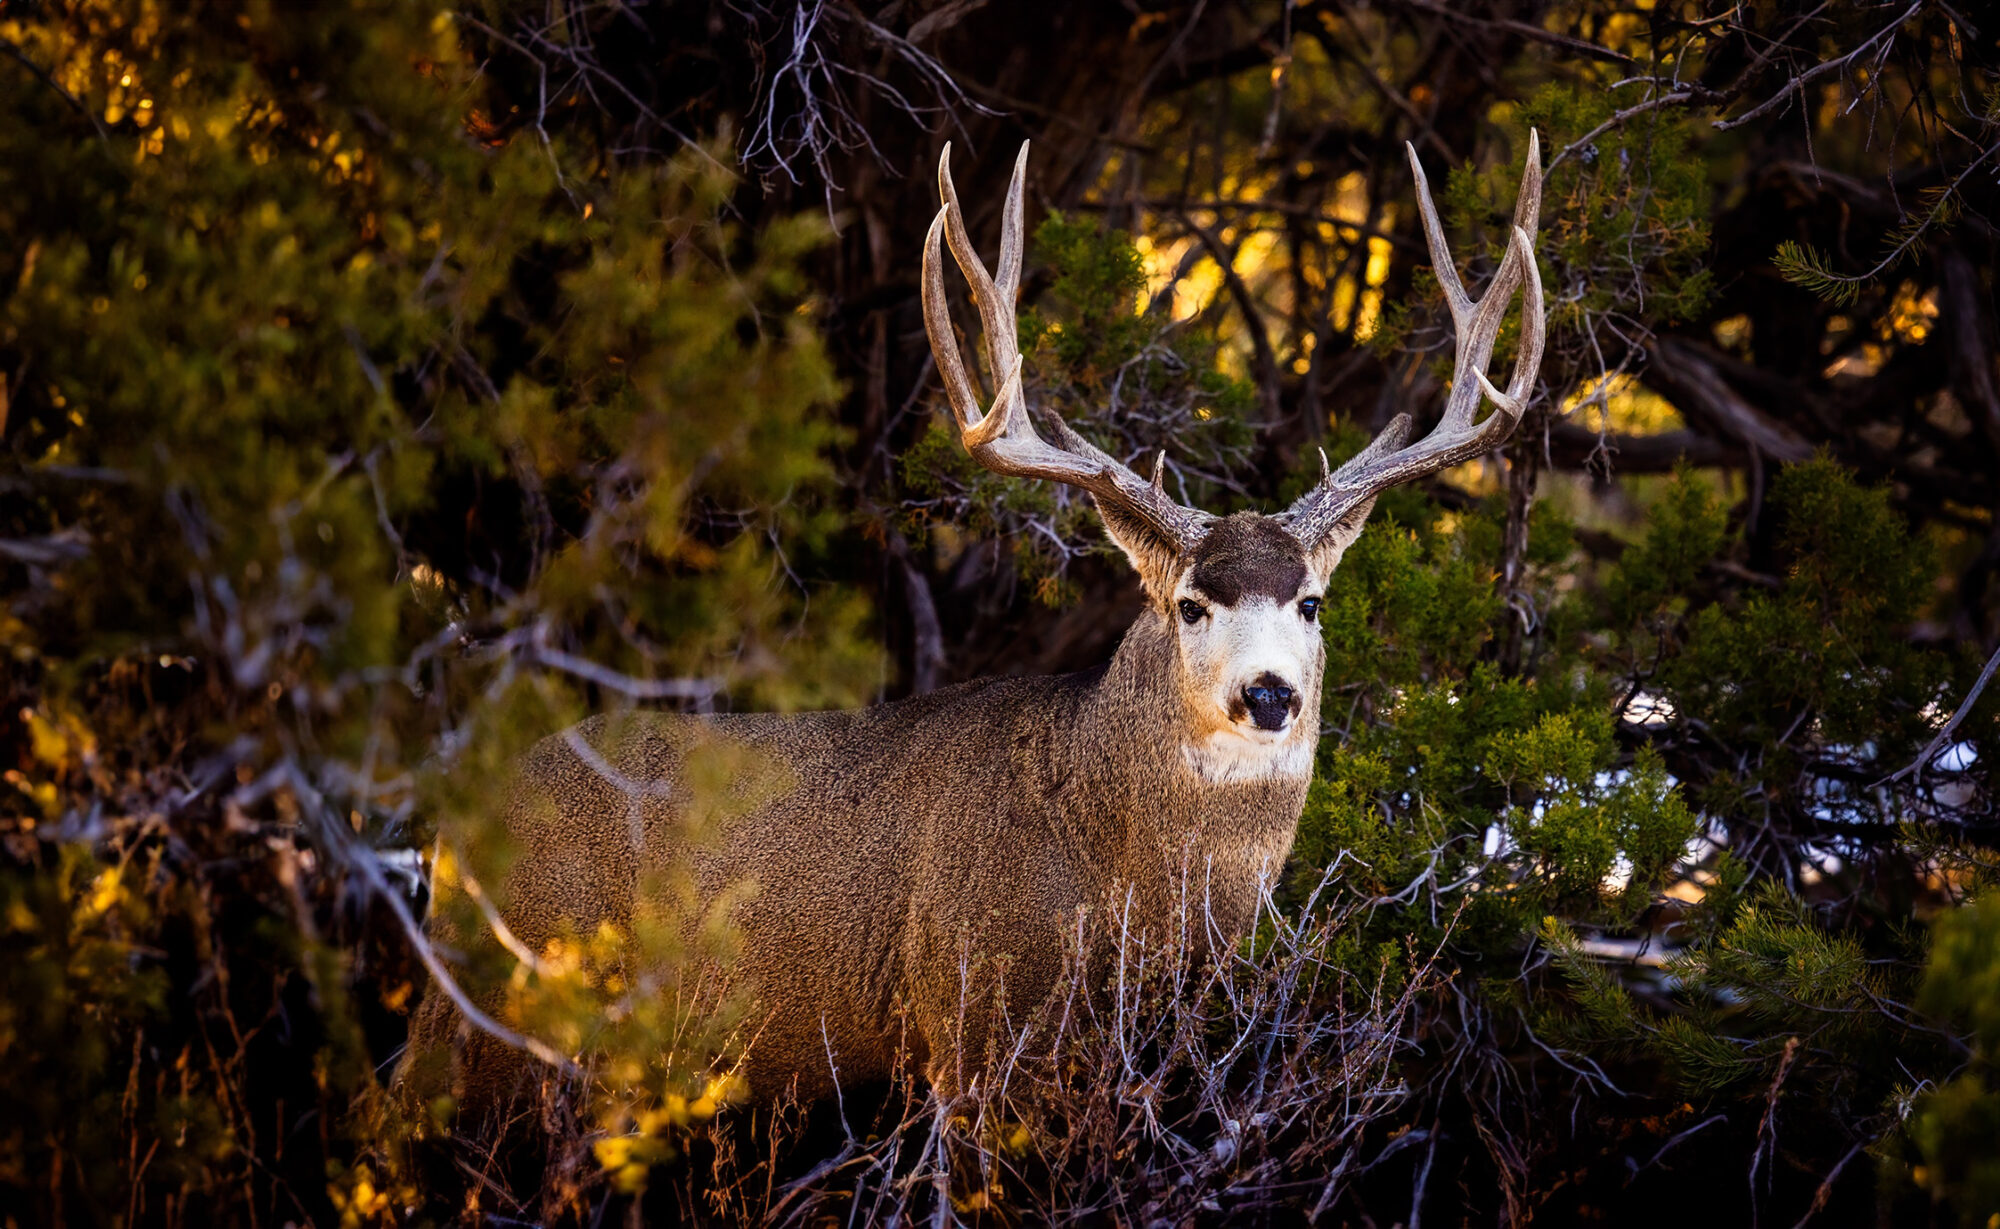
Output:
[
  {"xmin": 1181, "ymin": 216, "xmax": 1283, "ymax": 421},
  {"xmin": 1644, "ymin": 339, "xmax": 1816, "ymax": 463},
  {"xmin": 0, "ymin": 35, "xmax": 111, "ymax": 143}
]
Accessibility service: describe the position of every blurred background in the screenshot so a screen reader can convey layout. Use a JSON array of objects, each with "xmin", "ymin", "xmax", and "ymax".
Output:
[{"xmin": 3, "ymin": 1, "xmax": 1998, "ymax": 1224}]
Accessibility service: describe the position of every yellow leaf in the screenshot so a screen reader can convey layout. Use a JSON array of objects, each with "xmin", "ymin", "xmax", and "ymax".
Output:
[
  {"xmin": 26, "ymin": 711, "xmax": 68, "ymax": 766},
  {"xmin": 85, "ymin": 869, "xmax": 122, "ymax": 918},
  {"xmin": 593, "ymin": 1136, "xmax": 634, "ymax": 1170}
]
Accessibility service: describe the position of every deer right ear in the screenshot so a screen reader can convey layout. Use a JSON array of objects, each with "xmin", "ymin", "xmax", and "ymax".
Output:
[{"xmin": 1093, "ymin": 495, "xmax": 1188, "ymax": 604}]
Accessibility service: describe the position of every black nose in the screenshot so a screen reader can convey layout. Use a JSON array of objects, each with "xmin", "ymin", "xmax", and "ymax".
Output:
[{"xmin": 1241, "ymin": 674, "xmax": 1297, "ymax": 731}]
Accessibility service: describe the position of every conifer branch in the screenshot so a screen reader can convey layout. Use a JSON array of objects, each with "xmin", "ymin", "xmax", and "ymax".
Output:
[{"xmin": 1773, "ymin": 139, "xmax": 1996, "ymax": 303}]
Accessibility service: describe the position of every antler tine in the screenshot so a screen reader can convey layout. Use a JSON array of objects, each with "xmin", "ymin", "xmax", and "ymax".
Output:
[
  {"xmin": 995, "ymin": 141, "xmax": 1029, "ymax": 300},
  {"xmin": 1410, "ymin": 130, "xmax": 1541, "ymax": 434},
  {"xmin": 936, "ymin": 143, "xmax": 1022, "ymax": 427},
  {"xmin": 1405, "ymin": 141, "xmax": 1476, "ymax": 323},
  {"xmin": 922, "ymin": 207, "xmax": 988, "ymax": 438},
  {"xmin": 1473, "ymin": 224, "xmax": 1545, "ymax": 416},
  {"xmin": 920, "ymin": 143, "xmax": 1211, "ymax": 554},
  {"xmin": 1411, "ymin": 133, "xmax": 1542, "ymax": 413},
  {"xmin": 1281, "ymin": 131, "xmax": 1546, "ymax": 550}
]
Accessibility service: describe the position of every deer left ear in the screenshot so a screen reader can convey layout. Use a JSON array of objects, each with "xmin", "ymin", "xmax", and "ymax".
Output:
[
  {"xmin": 1301, "ymin": 494, "xmax": 1380, "ymax": 578},
  {"xmin": 1094, "ymin": 497, "xmax": 1188, "ymax": 606}
]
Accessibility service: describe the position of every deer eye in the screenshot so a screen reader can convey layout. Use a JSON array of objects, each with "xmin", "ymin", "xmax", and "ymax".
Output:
[
  {"xmin": 1178, "ymin": 599, "xmax": 1207, "ymax": 625},
  {"xmin": 1299, "ymin": 597, "xmax": 1322, "ymax": 620}
]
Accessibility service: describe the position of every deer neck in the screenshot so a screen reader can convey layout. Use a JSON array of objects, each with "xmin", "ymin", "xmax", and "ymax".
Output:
[{"xmin": 1054, "ymin": 609, "xmax": 1315, "ymax": 931}]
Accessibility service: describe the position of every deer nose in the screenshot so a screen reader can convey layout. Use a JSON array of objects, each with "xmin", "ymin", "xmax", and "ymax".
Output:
[{"xmin": 1241, "ymin": 674, "xmax": 1297, "ymax": 732}]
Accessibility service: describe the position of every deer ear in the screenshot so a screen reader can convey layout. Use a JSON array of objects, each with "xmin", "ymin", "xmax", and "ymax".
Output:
[
  {"xmin": 1302, "ymin": 494, "xmax": 1380, "ymax": 578},
  {"xmin": 1094, "ymin": 497, "xmax": 1187, "ymax": 604}
]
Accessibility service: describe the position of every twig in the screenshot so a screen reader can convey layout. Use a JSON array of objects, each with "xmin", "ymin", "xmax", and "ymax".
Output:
[
  {"xmin": 1778, "ymin": 137, "xmax": 2000, "ymax": 295},
  {"xmin": 1787, "ymin": 1138, "xmax": 1869, "ymax": 1229},
  {"xmin": 1548, "ymin": 92, "xmax": 1695, "ymax": 173},
  {"xmin": 453, "ymin": 854, "xmax": 558, "ymax": 978},
  {"xmin": 380, "ymin": 876, "xmax": 580, "ymax": 1074},
  {"xmin": 1713, "ymin": 1, "xmax": 1925, "ymax": 132},
  {"xmin": 519, "ymin": 636, "xmax": 722, "ymax": 703},
  {"xmin": 1397, "ymin": 0, "xmax": 1638, "ymax": 66},
  {"xmin": 1626, "ymin": 1113, "xmax": 1727, "ymax": 1181},
  {"xmin": 0, "ymin": 35, "xmax": 112, "ymax": 143},
  {"xmin": 1881, "ymin": 638, "xmax": 2000, "ymax": 784}
]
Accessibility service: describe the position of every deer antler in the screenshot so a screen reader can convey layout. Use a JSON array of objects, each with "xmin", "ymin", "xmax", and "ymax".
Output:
[
  {"xmin": 922, "ymin": 141, "xmax": 1213, "ymax": 554},
  {"xmin": 1281, "ymin": 131, "xmax": 1545, "ymax": 550}
]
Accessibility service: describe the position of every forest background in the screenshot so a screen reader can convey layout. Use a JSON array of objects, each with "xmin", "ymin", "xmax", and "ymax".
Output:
[{"xmin": 3, "ymin": 0, "xmax": 2000, "ymax": 1225}]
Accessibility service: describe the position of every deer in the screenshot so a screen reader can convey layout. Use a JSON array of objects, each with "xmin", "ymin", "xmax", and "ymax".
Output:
[{"xmin": 404, "ymin": 133, "xmax": 1544, "ymax": 1117}]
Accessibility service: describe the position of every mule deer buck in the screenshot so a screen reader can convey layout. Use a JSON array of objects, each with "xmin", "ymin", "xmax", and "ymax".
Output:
[{"xmin": 407, "ymin": 135, "xmax": 1544, "ymax": 1114}]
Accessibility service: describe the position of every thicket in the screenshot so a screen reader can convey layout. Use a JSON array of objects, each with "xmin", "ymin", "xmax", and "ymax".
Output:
[
  {"xmin": 1295, "ymin": 452, "xmax": 1996, "ymax": 1222},
  {"xmin": 3, "ymin": 1, "xmax": 1998, "ymax": 1227},
  {"xmin": 0, "ymin": 2, "xmax": 872, "ymax": 1221}
]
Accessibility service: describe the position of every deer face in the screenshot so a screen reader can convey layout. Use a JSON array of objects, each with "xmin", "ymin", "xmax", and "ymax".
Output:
[{"xmin": 1164, "ymin": 513, "xmax": 1324, "ymax": 745}]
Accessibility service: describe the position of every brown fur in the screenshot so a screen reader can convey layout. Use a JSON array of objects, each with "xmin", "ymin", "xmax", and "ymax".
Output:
[
  {"xmin": 1190, "ymin": 512, "xmax": 1309, "ymax": 607},
  {"xmin": 404, "ymin": 597, "xmax": 1316, "ymax": 1114}
]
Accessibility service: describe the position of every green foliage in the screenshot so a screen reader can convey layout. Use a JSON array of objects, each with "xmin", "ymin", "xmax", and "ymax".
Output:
[
  {"xmin": 0, "ymin": 847, "xmax": 170, "ymax": 1196},
  {"xmin": 1773, "ymin": 240, "xmax": 1869, "ymax": 308},
  {"xmin": 1775, "ymin": 185, "xmax": 1965, "ymax": 305},
  {"xmin": 1906, "ymin": 896, "xmax": 2000, "ymax": 1222},
  {"xmin": 1667, "ymin": 457, "xmax": 1945, "ymax": 774},
  {"xmin": 1603, "ymin": 461, "xmax": 1732, "ymax": 629},
  {"xmin": 1019, "ymin": 211, "xmax": 1152, "ymax": 374},
  {"xmin": 1515, "ymin": 84, "xmax": 1714, "ymax": 331},
  {"xmin": 1294, "ymin": 477, "xmax": 1700, "ymax": 975},
  {"xmin": 1, "ymin": 0, "xmax": 875, "ymax": 1219},
  {"xmin": 1295, "ymin": 457, "xmax": 1987, "ymax": 1210},
  {"xmin": 1367, "ymin": 84, "xmax": 1713, "ymax": 388},
  {"xmin": 1925, "ymin": 896, "xmax": 2000, "ymax": 1055}
]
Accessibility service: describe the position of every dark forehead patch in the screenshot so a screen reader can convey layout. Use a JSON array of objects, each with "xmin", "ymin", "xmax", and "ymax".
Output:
[{"xmin": 1189, "ymin": 513, "xmax": 1308, "ymax": 606}]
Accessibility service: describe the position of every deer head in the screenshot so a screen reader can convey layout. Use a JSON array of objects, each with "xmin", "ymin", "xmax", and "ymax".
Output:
[{"xmin": 922, "ymin": 138, "xmax": 1543, "ymax": 753}]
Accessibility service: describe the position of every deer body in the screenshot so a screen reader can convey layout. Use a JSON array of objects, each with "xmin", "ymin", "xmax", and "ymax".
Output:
[
  {"xmin": 419, "ymin": 583, "xmax": 1318, "ymax": 1108},
  {"xmin": 409, "ymin": 137, "xmax": 1545, "ymax": 1114}
]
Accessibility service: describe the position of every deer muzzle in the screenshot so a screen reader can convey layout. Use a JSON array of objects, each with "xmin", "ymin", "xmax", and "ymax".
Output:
[{"xmin": 1240, "ymin": 673, "xmax": 1300, "ymax": 732}]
